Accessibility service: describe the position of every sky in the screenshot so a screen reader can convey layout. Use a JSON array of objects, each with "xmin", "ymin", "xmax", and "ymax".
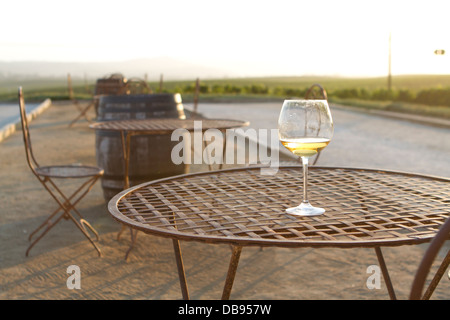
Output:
[{"xmin": 1, "ymin": 0, "xmax": 450, "ymax": 77}]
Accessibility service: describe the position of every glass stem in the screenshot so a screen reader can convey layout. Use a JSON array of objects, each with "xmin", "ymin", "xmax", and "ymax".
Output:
[{"xmin": 301, "ymin": 156, "xmax": 309, "ymax": 205}]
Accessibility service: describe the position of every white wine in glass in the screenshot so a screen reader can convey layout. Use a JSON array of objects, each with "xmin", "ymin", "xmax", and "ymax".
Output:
[{"xmin": 278, "ymin": 100, "xmax": 333, "ymax": 216}]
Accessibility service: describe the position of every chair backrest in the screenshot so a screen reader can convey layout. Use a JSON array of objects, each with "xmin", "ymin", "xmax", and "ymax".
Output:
[
  {"xmin": 305, "ymin": 83, "xmax": 328, "ymax": 101},
  {"xmin": 305, "ymin": 84, "xmax": 328, "ymax": 165},
  {"xmin": 123, "ymin": 77, "xmax": 152, "ymax": 95},
  {"xmin": 410, "ymin": 216, "xmax": 450, "ymax": 299},
  {"xmin": 18, "ymin": 87, "xmax": 40, "ymax": 175}
]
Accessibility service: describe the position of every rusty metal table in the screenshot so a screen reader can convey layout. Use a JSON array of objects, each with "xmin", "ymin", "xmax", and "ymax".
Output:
[
  {"xmin": 90, "ymin": 118, "xmax": 249, "ymax": 258},
  {"xmin": 107, "ymin": 166, "xmax": 450, "ymax": 299}
]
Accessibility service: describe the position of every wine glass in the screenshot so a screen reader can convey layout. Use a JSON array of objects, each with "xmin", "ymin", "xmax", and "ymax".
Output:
[{"xmin": 278, "ymin": 100, "xmax": 334, "ymax": 216}]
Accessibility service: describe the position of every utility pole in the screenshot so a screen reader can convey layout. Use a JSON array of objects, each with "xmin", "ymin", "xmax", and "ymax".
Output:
[{"xmin": 388, "ymin": 32, "xmax": 392, "ymax": 92}]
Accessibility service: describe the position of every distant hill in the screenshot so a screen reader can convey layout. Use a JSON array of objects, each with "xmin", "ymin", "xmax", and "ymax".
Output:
[{"xmin": 0, "ymin": 57, "xmax": 235, "ymax": 81}]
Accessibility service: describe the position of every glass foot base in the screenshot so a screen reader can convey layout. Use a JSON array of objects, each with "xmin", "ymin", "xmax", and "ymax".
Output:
[{"xmin": 286, "ymin": 202, "xmax": 325, "ymax": 216}]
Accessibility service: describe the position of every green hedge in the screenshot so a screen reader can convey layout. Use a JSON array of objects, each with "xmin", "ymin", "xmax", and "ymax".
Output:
[
  {"xmin": 176, "ymin": 82, "xmax": 450, "ymax": 107},
  {"xmin": 6, "ymin": 79, "xmax": 450, "ymax": 108},
  {"xmin": 331, "ymin": 87, "xmax": 450, "ymax": 107}
]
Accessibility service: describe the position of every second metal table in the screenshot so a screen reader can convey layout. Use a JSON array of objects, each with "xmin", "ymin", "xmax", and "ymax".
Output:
[{"xmin": 90, "ymin": 118, "xmax": 250, "ymax": 258}]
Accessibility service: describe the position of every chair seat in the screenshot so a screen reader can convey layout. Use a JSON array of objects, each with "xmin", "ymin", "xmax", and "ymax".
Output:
[{"xmin": 36, "ymin": 165, "xmax": 104, "ymax": 178}]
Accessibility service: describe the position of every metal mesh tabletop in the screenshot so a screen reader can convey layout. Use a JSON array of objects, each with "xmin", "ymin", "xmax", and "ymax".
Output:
[
  {"xmin": 108, "ymin": 166, "xmax": 450, "ymax": 248},
  {"xmin": 90, "ymin": 118, "xmax": 249, "ymax": 134}
]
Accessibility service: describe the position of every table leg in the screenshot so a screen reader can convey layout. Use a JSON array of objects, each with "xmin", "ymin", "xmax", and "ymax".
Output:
[
  {"xmin": 422, "ymin": 249, "xmax": 450, "ymax": 300},
  {"xmin": 219, "ymin": 129, "xmax": 227, "ymax": 170},
  {"xmin": 184, "ymin": 131, "xmax": 193, "ymax": 174},
  {"xmin": 124, "ymin": 228, "xmax": 139, "ymax": 261},
  {"xmin": 221, "ymin": 245, "xmax": 243, "ymax": 300},
  {"xmin": 172, "ymin": 239, "xmax": 190, "ymax": 300},
  {"xmin": 374, "ymin": 247, "xmax": 397, "ymax": 300},
  {"xmin": 119, "ymin": 131, "xmax": 141, "ymax": 260},
  {"xmin": 202, "ymin": 130, "xmax": 226, "ymax": 171},
  {"xmin": 120, "ymin": 131, "xmax": 131, "ymax": 190},
  {"xmin": 203, "ymin": 139, "xmax": 213, "ymax": 171}
]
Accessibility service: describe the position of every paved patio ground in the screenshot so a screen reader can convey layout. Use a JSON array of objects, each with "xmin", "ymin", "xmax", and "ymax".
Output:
[{"xmin": 0, "ymin": 99, "xmax": 448, "ymax": 300}]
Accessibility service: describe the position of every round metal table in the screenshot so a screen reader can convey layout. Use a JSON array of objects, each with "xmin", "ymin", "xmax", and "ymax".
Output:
[
  {"xmin": 90, "ymin": 118, "xmax": 249, "ymax": 136},
  {"xmin": 108, "ymin": 166, "xmax": 450, "ymax": 299}
]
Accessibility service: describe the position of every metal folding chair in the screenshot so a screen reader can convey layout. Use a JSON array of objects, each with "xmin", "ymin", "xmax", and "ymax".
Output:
[
  {"xmin": 18, "ymin": 87, "xmax": 104, "ymax": 257},
  {"xmin": 410, "ymin": 216, "xmax": 450, "ymax": 299},
  {"xmin": 68, "ymin": 99, "xmax": 96, "ymax": 127},
  {"xmin": 69, "ymin": 73, "xmax": 128, "ymax": 127},
  {"xmin": 68, "ymin": 75, "xmax": 153, "ymax": 127}
]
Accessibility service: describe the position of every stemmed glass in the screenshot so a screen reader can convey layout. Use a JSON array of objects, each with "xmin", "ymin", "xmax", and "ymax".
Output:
[{"xmin": 278, "ymin": 100, "xmax": 334, "ymax": 216}]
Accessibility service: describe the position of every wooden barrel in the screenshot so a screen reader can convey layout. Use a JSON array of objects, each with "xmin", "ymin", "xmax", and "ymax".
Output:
[{"xmin": 95, "ymin": 93, "xmax": 187, "ymax": 201}]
